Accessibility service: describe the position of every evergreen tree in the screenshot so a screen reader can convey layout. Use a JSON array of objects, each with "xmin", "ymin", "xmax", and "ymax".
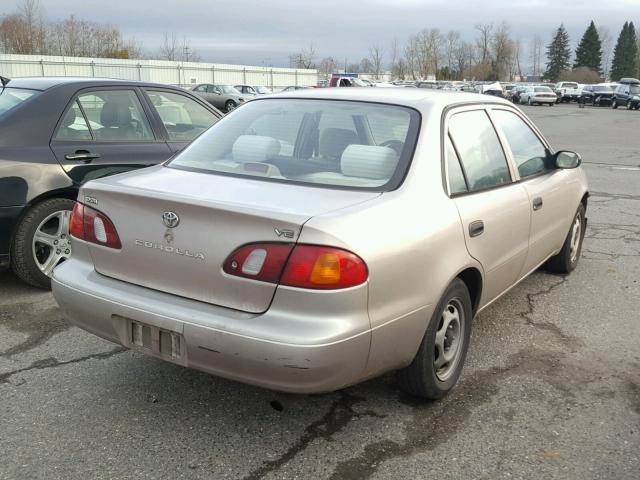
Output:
[
  {"xmin": 574, "ymin": 21, "xmax": 602, "ymax": 73},
  {"xmin": 545, "ymin": 25, "xmax": 571, "ymax": 81},
  {"xmin": 611, "ymin": 22, "xmax": 639, "ymax": 79}
]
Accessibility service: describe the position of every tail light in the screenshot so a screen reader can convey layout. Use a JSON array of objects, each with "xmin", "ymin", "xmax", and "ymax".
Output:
[
  {"xmin": 223, "ymin": 243, "xmax": 368, "ymax": 289},
  {"xmin": 69, "ymin": 203, "xmax": 122, "ymax": 249}
]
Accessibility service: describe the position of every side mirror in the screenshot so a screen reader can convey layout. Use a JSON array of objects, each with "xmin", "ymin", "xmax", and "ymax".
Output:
[{"xmin": 554, "ymin": 150, "xmax": 582, "ymax": 169}]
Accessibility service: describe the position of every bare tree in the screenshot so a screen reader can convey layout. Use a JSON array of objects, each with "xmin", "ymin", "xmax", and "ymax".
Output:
[
  {"xmin": 491, "ymin": 22, "xmax": 515, "ymax": 81},
  {"xmin": 289, "ymin": 42, "xmax": 316, "ymax": 69},
  {"xmin": 389, "ymin": 37, "xmax": 399, "ymax": 71},
  {"xmin": 530, "ymin": 35, "xmax": 543, "ymax": 76},
  {"xmin": 475, "ymin": 23, "xmax": 493, "ymax": 63},
  {"xmin": 318, "ymin": 56, "xmax": 337, "ymax": 77},
  {"xmin": 445, "ymin": 30, "xmax": 461, "ymax": 72},
  {"xmin": 368, "ymin": 44, "xmax": 384, "ymax": 79},
  {"xmin": 159, "ymin": 31, "xmax": 179, "ymax": 61}
]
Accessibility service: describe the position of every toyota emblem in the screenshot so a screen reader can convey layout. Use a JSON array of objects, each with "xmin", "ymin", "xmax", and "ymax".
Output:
[{"xmin": 162, "ymin": 211, "xmax": 180, "ymax": 228}]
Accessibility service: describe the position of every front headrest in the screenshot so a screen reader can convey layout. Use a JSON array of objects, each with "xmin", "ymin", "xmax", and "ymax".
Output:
[
  {"xmin": 341, "ymin": 145, "xmax": 399, "ymax": 180},
  {"xmin": 232, "ymin": 135, "xmax": 280, "ymax": 163},
  {"xmin": 61, "ymin": 107, "xmax": 77, "ymax": 128},
  {"xmin": 319, "ymin": 128, "xmax": 358, "ymax": 159},
  {"xmin": 101, "ymin": 102, "xmax": 132, "ymax": 127}
]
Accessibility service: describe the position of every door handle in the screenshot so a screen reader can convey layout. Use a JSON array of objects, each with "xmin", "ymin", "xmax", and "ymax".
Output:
[
  {"xmin": 532, "ymin": 197, "xmax": 543, "ymax": 211},
  {"xmin": 64, "ymin": 150, "xmax": 101, "ymax": 161},
  {"xmin": 469, "ymin": 220, "xmax": 484, "ymax": 238}
]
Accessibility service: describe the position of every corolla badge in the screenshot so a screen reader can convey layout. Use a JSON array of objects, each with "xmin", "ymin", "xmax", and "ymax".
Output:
[{"xmin": 162, "ymin": 211, "xmax": 180, "ymax": 228}]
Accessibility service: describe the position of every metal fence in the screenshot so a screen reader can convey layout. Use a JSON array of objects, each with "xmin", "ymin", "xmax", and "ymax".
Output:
[{"xmin": 0, "ymin": 54, "xmax": 319, "ymax": 91}]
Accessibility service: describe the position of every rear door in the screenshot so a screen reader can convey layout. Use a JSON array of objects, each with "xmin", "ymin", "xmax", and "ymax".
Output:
[
  {"xmin": 489, "ymin": 107, "xmax": 577, "ymax": 273},
  {"xmin": 143, "ymin": 89, "xmax": 221, "ymax": 153},
  {"xmin": 445, "ymin": 107, "xmax": 531, "ymax": 305},
  {"xmin": 50, "ymin": 87, "xmax": 171, "ymax": 184}
]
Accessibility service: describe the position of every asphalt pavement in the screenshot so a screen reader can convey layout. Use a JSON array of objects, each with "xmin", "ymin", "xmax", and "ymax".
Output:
[{"xmin": 1, "ymin": 102, "xmax": 638, "ymax": 480}]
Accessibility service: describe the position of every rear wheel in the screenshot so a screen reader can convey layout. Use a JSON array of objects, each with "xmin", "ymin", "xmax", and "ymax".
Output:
[
  {"xmin": 225, "ymin": 100, "xmax": 237, "ymax": 112},
  {"xmin": 398, "ymin": 279, "xmax": 472, "ymax": 399},
  {"xmin": 11, "ymin": 198, "xmax": 75, "ymax": 289},
  {"xmin": 626, "ymin": 101, "xmax": 633, "ymax": 110},
  {"xmin": 612, "ymin": 99, "xmax": 618, "ymax": 109},
  {"xmin": 545, "ymin": 203, "xmax": 586, "ymax": 274},
  {"xmin": 527, "ymin": 98, "xmax": 532, "ymax": 106}
]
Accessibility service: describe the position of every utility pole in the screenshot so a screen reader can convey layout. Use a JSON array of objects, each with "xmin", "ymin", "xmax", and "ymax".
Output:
[{"xmin": 183, "ymin": 45, "xmax": 191, "ymax": 62}]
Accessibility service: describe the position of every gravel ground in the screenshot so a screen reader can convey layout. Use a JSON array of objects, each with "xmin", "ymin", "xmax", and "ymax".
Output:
[{"xmin": 1, "ymin": 102, "xmax": 638, "ymax": 480}]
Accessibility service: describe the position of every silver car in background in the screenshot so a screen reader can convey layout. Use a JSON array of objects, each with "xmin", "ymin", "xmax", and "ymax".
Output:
[
  {"xmin": 520, "ymin": 86, "xmax": 558, "ymax": 106},
  {"xmin": 190, "ymin": 83, "xmax": 248, "ymax": 112},
  {"xmin": 52, "ymin": 89, "xmax": 588, "ymax": 399}
]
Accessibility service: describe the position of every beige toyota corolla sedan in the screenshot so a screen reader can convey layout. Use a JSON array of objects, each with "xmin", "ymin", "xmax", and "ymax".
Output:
[{"xmin": 52, "ymin": 88, "xmax": 588, "ymax": 399}]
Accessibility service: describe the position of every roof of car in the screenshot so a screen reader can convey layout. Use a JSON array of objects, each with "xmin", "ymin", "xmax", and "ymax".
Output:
[
  {"xmin": 266, "ymin": 87, "xmax": 512, "ymax": 110},
  {"xmin": 4, "ymin": 76, "xmax": 179, "ymax": 91}
]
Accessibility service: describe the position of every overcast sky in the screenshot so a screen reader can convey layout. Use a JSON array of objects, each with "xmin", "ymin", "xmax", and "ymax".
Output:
[{"xmin": 7, "ymin": 0, "xmax": 637, "ymax": 67}]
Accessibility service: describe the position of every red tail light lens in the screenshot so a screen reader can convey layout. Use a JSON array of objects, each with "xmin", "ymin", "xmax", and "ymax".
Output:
[
  {"xmin": 69, "ymin": 202, "xmax": 122, "ymax": 249},
  {"xmin": 281, "ymin": 245, "xmax": 368, "ymax": 289},
  {"xmin": 223, "ymin": 243, "xmax": 293, "ymax": 283},
  {"xmin": 223, "ymin": 243, "xmax": 368, "ymax": 289}
]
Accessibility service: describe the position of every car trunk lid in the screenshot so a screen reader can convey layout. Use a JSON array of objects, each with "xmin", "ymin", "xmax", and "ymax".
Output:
[{"xmin": 79, "ymin": 166, "xmax": 380, "ymax": 313}]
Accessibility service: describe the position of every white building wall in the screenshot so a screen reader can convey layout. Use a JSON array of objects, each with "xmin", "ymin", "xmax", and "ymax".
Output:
[{"xmin": 0, "ymin": 54, "xmax": 318, "ymax": 91}]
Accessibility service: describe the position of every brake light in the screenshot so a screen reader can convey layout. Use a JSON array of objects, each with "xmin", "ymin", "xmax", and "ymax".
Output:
[
  {"xmin": 69, "ymin": 202, "xmax": 122, "ymax": 249},
  {"xmin": 223, "ymin": 243, "xmax": 368, "ymax": 289},
  {"xmin": 281, "ymin": 245, "xmax": 368, "ymax": 289}
]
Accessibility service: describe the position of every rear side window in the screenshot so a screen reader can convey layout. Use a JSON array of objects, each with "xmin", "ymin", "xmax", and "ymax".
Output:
[
  {"xmin": 54, "ymin": 101, "xmax": 92, "ymax": 141},
  {"xmin": 168, "ymin": 99, "xmax": 420, "ymax": 191},
  {"xmin": 146, "ymin": 90, "xmax": 219, "ymax": 142},
  {"xmin": 448, "ymin": 110, "xmax": 511, "ymax": 192},
  {"xmin": 492, "ymin": 110, "xmax": 549, "ymax": 178},
  {"xmin": 0, "ymin": 88, "xmax": 39, "ymax": 117},
  {"xmin": 77, "ymin": 90, "xmax": 154, "ymax": 142}
]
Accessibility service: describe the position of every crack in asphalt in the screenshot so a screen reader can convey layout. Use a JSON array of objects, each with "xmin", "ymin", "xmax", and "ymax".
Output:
[
  {"xmin": 242, "ymin": 391, "xmax": 385, "ymax": 480},
  {"xmin": 0, "ymin": 347, "xmax": 127, "ymax": 384},
  {"xmin": 589, "ymin": 191, "xmax": 640, "ymax": 202},
  {"xmin": 326, "ymin": 348, "xmax": 600, "ymax": 480},
  {"xmin": 517, "ymin": 275, "xmax": 583, "ymax": 350}
]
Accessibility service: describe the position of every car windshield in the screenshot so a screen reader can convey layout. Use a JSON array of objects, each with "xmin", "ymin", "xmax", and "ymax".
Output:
[
  {"xmin": 0, "ymin": 88, "xmax": 40, "ymax": 117},
  {"xmin": 168, "ymin": 99, "xmax": 420, "ymax": 190},
  {"xmin": 220, "ymin": 85, "xmax": 241, "ymax": 95},
  {"xmin": 255, "ymin": 86, "xmax": 271, "ymax": 94},
  {"xmin": 535, "ymin": 87, "xmax": 552, "ymax": 92}
]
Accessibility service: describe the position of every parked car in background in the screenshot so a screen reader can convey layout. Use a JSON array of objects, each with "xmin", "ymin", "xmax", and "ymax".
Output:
[
  {"xmin": 579, "ymin": 84, "xmax": 615, "ymax": 106},
  {"xmin": 510, "ymin": 86, "xmax": 528, "ymax": 104},
  {"xmin": 554, "ymin": 81, "xmax": 581, "ymax": 103},
  {"xmin": 190, "ymin": 84, "xmax": 248, "ymax": 112},
  {"xmin": 503, "ymin": 84, "xmax": 517, "ymax": 99},
  {"xmin": 416, "ymin": 81, "xmax": 439, "ymax": 89},
  {"xmin": 612, "ymin": 78, "xmax": 640, "ymax": 109},
  {"xmin": 0, "ymin": 77, "xmax": 222, "ymax": 288},
  {"xmin": 234, "ymin": 85, "xmax": 272, "ymax": 96},
  {"xmin": 281, "ymin": 86, "xmax": 313, "ymax": 92},
  {"xmin": 328, "ymin": 76, "xmax": 369, "ymax": 87},
  {"xmin": 520, "ymin": 86, "xmax": 557, "ymax": 106},
  {"xmin": 52, "ymin": 88, "xmax": 588, "ymax": 400}
]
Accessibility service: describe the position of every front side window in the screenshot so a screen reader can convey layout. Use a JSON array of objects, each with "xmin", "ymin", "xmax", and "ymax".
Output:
[
  {"xmin": 193, "ymin": 85, "xmax": 208, "ymax": 93},
  {"xmin": 146, "ymin": 90, "xmax": 219, "ymax": 142},
  {"xmin": 54, "ymin": 100, "xmax": 92, "ymax": 141},
  {"xmin": 492, "ymin": 110, "xmax": 549, "ymax": 178},
  {"xmin": 168, "ymin": 99, "xmax": 420, "ymax": 190},
  {"xmin": 77, "ymin": 90, "xmax": 154, "ymax": 142},
  {"xmin": 448, "ymin": 110, "xmax": 511, "ymax": 192}
]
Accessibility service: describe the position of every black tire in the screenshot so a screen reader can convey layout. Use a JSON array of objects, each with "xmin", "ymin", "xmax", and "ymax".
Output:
[
  {"xmin": 545, "ymin": 203, "xmax": 586, "ymax": 274},
  {"xmin": 527, "ymin": 98, "xmax": 532, "ymax": 106},
  {"xmin": 549, "ymin": 102, "xmax": 554, "ymax": 107},
  {"xmin": 225, "ymin": 100, "xmax": 237, "ymax": 113},
  {"xmin": 11, "ymin": 198, "xmax": 76, "ymax": 289},
  {"xmin": 398, "ymin": 278, "xmax": 472, "ymax": 399},
  {"xmin": 626, "ymin": 101, "xmax": 633, "ymax": 110},
  {"xmin": 612, "ymin": 99, "xmax": 618, "ymax": 109}
]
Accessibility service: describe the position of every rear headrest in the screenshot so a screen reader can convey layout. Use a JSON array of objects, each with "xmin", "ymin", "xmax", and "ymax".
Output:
[
  {"xmin": 319, "ymin": 128, "xmax": 358, "ymax": 159},
  {"xmin": 341, "ymin": 145, "xmax": 399, "ymax": 180},
  {"xmin": 232, "ymin": 135, "xmax": 280, "ymax": 163},
  {"xmin": 101, "ymin": 102, "xmax": 132, "ymax": 127}
]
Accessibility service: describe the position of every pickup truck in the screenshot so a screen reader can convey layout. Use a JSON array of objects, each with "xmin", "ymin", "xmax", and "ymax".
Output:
[{"xmin": 554, "ymin": 82, "xmax": 581, "ymax": 103}]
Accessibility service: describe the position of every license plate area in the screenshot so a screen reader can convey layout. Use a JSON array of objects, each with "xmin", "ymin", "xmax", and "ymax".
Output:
[{"xmin": 128, "ymin": 319, "xmax": 184, "ymax": 362}]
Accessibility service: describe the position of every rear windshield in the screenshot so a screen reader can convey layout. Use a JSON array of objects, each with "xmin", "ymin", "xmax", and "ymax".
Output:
[
  {"xmin": 0, "ymin": 88, "xmax": 39, "ymax": 117},
  {"xmin": 630, "ymin": 85, "xmax": 640, "ymax": 94},
  {"xmin": 535, "ymin": 87, "xmax": 553, "ymax": 92},
  {"xmin": 593, "ymin": 85, "xmax": 612, "ymax": 92},
  {"xmin": 168, "ymin": 99, "xmax": 420, "ymax": 190}
]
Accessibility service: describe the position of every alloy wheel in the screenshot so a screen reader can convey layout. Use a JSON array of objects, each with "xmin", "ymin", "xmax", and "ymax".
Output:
[{"xmin": 31, "ymin": 210, "xmax": 72, "ymax": 277}]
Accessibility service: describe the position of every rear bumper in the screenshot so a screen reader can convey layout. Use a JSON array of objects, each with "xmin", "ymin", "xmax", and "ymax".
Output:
[
  {"xmin": 0, "ymin": 205, "xmax": 24, "ymax": 259},
  {"xmin": 532, "ymin": 96, "xmax": 557, "ymax": 104},
  {"xmin": 51, "ymin": 253, "xmax": 372, "ymax": 394}
]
